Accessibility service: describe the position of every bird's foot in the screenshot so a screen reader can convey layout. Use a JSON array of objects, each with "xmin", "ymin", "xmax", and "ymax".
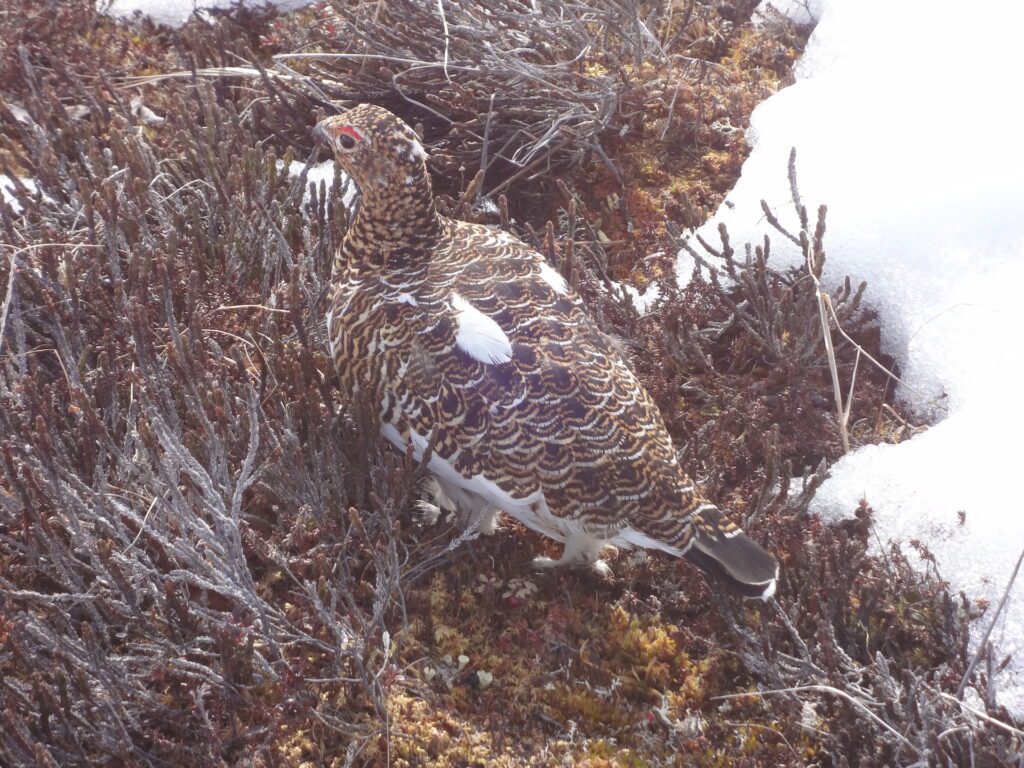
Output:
[
  {"xmin": 417, "ymin": 478, "xmax": 458, "ymax": 526},
  {"xmin": 415, "ymin": 499, "xmax": 443, "ymax": 526},
  {"xmin": 472, "ymin": 506, "xmax": 502, "ymax": 536},
  {"xmin": 477, "ymin": 517, "xmax": 501, "ymax": 536},
  {"xmin": 531, "ymin": 554, "xmax": 613, "ymax": 578}
]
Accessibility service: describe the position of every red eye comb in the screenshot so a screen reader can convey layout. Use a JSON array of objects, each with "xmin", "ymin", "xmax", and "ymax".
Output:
[
  {"xmin": 313, "ymin": 119, "xmax": 365, "ymax": 147},
  {"xmin": 337, "ymin": 126, "xmax": 365, "ymax": 142}
]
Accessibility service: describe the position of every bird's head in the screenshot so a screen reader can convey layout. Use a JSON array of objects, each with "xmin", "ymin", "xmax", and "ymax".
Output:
[{"xmin": 314, "ymin": 104, "xmax": 429, "ymax": 195}]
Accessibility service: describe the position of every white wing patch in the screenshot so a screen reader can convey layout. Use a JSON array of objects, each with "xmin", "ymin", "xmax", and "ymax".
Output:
[
  {"xmin": 538, "ymin": 262, "xmax": 569, "ymax": 295},
  {"xmin": 451, "ymin": 293, "xmax": 513, "ymax": 364},
  {"xmin": 395, "ymin": 292, "xmax": 418, "ymax": 306}
]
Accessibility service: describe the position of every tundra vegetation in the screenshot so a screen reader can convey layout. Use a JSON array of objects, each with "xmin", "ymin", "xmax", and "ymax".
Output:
[{"xmin": 1, "ymin": 1, "xmax": 1019, "ymax": 765}]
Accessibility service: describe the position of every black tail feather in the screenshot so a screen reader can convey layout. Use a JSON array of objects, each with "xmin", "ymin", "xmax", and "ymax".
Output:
[{"xmin": 685, "ymin": 531, "xmax": 778, "ymax": 599}]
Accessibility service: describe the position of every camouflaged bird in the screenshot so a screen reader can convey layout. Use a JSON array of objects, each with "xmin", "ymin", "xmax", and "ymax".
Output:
[{"xmin": 315, "ymin": 104, "xmax": 779, "ymax": 598}]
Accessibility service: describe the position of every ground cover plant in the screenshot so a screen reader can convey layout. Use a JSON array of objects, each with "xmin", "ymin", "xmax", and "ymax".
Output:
[{"xmin": 1, "ymin": 1, "xmax": 1020, "ymax": 765}]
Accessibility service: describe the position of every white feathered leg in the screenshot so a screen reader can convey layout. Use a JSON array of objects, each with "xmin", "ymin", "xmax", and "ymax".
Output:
[
  {"xmin": 470, "ymin": 505, "xmax": 501, "ymax": 536},
  {"xmin": 532, "ymin": 531, "xmax": 612, "ymax": 577},
  {"xmin": 416, "ymin": 477, "xmax": 457, "ymax": 525}
]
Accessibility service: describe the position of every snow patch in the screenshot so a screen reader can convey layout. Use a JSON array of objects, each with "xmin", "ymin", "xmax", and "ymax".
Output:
[
  {"xmin": 757, "ymin": 0, "xmax": 823, "ymax": 25},
  {"xmin": 689, "ymin": 0, "xmax": 1024, "ymax": 713},
  {"xmin": 1, "ymin": 176, "xmax": 43, "ymax": 216},
  {"xmin": 102, "ymin": 0, "xmax": 315, "ymax": 27},
  {"xmin": 612, "ymin": 281, "xmax": 661, "ymax": 314},
  {"xmin": 474, "ymin": 197, "xmax": 499, "ymax": 215},
  {"xmin": 278, "ymin": 160, "xmax": 357, "ymax": 213}
]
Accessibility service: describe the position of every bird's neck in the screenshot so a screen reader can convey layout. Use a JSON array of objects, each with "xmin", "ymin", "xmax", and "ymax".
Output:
[{"xmin": 336, "ymin": 169, "xmax": 444, "ymax": 274}]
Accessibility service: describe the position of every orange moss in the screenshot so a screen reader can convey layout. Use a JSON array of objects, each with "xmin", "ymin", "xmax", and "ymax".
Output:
[{"xmin": 568, "ymin": 8, "xmax": 808, "ymax": 283}]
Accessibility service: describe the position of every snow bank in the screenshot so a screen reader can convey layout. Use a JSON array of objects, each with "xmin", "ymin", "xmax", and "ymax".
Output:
[
  {"xmin": 687, "ymin": 0, "xmax": 1024, "ymax": 712},
  {"xmin": 278, "ymin": 160, "xmax": 357, "ymax": 214},
  {"xmin": 1, "ymin": 176, "xmax": 42, "ymax": 216},
  {"xmin": 102, "ymin": 0, "xmax": 314, "ymax": 27},
  {"xmin": 612, "ymin": 280, "xmax": 662, "ymax": 315}
]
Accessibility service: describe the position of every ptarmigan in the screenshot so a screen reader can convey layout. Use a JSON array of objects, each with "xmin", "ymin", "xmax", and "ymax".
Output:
[{"xmin": 315, "ymin": 105, "xmax": 779, "ymax": 598}]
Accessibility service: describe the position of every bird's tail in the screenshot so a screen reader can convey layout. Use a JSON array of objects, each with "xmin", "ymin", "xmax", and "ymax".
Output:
[{"xmin": 682, "ymin": 504, "xmax": 778, "ymax": 599}]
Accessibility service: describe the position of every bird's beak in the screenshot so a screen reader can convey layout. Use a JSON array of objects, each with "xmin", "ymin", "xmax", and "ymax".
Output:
[{"xmin": 313, "ymin": 120, "xmax": 333, "ymax": 147}]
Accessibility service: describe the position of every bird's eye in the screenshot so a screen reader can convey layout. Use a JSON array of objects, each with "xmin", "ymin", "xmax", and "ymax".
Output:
[{"xmin": 338, "ymin": 133, "xmax": 358, "ymax": 150}]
